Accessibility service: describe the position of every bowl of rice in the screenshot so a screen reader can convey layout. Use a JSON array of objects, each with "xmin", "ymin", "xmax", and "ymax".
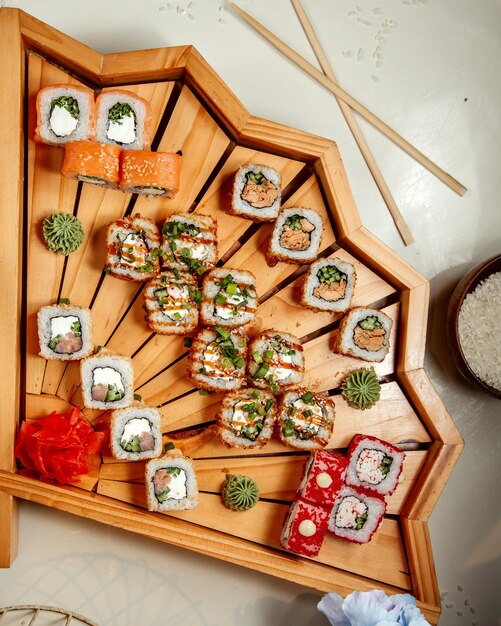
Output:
[{"xmin": 447, "ymin": 254, "xmax": 501, "ymax": 398}]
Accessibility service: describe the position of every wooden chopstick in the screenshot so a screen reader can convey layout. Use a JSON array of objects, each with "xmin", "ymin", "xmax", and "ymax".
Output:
[
  {"xmin": 230, "ymin": 2, "xmax": 467, "ymax": 198},
  {"xmin": 290, "ymin": 0, "xmax": 414, "ymax": 246}
]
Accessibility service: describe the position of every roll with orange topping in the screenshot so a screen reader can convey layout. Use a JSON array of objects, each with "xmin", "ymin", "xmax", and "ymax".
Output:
[
  {"xmin": 61, "ymin": 140, "xmax": 121, "ymax": 189},
  {"xmin": 119, "ymin": 150, "xmax": 181, "ymax": 198}
]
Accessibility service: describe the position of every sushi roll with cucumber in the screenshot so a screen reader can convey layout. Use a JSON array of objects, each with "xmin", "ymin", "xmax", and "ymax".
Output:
[
  {"xmin": 301, "ymin": 257, "xmax": 356, "ymax": 312},
  {"xmin": 216, "ymin": 388, "xmax": 276, "ymax": 449},
  {"xmin": 278, "ymin": 389, "xmax": 335, "ymax": 451},
  {"xmin": 280, "ymin": 498, "xmax": 329, "ymax": 557},
  {"xmin": 35, "ymin": 84, "xmax": 95, "ymax": 146},
  {"xmin": 95, "ymin": 89, "xmax": 152, "ymax": 150},
  {"xmin": 119, "ymin": 150, "xmax": 181, "ymax": 198},
  {"xmin": 37, "ymin": 303, "xmax": 93, "ymax": 361},
  {"xmin": 81, "ymin": 351, "xmax": 134, "ymax": 410},
  {"xmin": 230, "ymin": 164, "xmax": 282, "ymax": 221},
  {"xmin": 328, "ymin": 486, "xmax": 386, "ymax": 544},
  {"xmin": 334, "ymin": 307, "xmax": 393, "ymax": 363},
  {"xmin": 143, "ymin": 270, "xmax": 201, "ymax": 334},
  {"xmin": 145, "ymin": 452, "xmax": 199, "ymax": 512},
  {"xmin": 188, "ymin": 326, "xmax": 247, "ymax": 392},
  {"xmin": 200, "ymin": 269, "xmax": 257, "ymax": 328},
  {"xmin": 297, "ymin": 450, "xmax": 347, "ymax": 508},
  {"xmin": 247, "ymin": 330, "xmax": 304, "ymax": 393},
  {"xmin": 161, "ymin": 214, "xmax": 217, "ymax": 276},
  {"xmin": 110, "ymin": 404, "xmax": 162, "ymax": 461},
  {"xmin": 345, "ymin": 434, "xmax": 405, "ymax": 497},
  {"xmin": 105, "ymin": 214, "xmax": 161, "ymax": 281},
  {"xmin": 268, "ymin": 207, "xmax": 323, "ymax": 265},
  {"xmin": 62, "ymin": 141, "xmax": 121, "ymax": 188}
]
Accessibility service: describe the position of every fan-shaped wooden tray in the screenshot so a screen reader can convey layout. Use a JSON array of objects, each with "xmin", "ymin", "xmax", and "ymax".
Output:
[{"xmin": 0, "ymin": 9, "xmax": 463, "ymax": 624}]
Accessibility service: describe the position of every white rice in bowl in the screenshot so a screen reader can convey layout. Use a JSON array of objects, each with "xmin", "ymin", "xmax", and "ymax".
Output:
[{"xmin": 458, "ymin": 271, "xmax": 501, "ymax": 391}]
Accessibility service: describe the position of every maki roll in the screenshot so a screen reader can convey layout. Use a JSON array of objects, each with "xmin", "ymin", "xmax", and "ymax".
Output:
[
  {"xmin": 297, "ymin": 450, "xmax": 347, "ymax": 508},
  {"xmin": 334, "ymin": 307, "xmax": 393, "ymax": 363},
  {"xmin": 143, "ymin": 270, "xmax": 201, "ymax": 335},
  {"xmin": 216, "ymin": 387, "xmax": 276, "ymax": 449},
  {"xmin": 328, "ymin": 486, "xmax": 386, "ymax": 544},
  {"xmin": 81, "ymin": 351, "xmax": 134, "ymax": 410},
  {"xmin": 200, "ymin": 269, "xmax": 257, "ymax": 328},
  {"xmin": 188, "ymin": 326, "xmax": 247, "ymax": 392},
  {"xmin": 230, "ymin": 164, "xmax": 282, "ymax": 221},
  {"xmin": 247, "ymin": 330, "xmax": 304, "ymax": 393},
  {"xmin": 280, "ymin": 498, "xmax": 329, "ymax": 557},
  {"xmin": 161, "ymin": 214, "xmax": 217, "ymax": 276},
  {"xmin": 278, "ymin": 389, "xmax": 335, "ymax": 451},
  {"xmin": 301, "ymin": 258, "xmax": 356, "ymax": 313},
  {"xmin": 268, "ymin": 207, "xmax": 323, "ymax": 265},
  {"xmin": 37, "ymin": 303, "xmax": 93, "ymax": 360},
  {"xmin": 345, "ymin": 434, "xmax": 405, "ymax": 497},
  {"xmin": 105, "ymin": 214, "xmax": 161, "ymax": 281},
  {"xmin": 95, "ymin": 89, "xmax": 152, "ymax": 150},
  {"xmin": 119, "ymin": 150, "xmax": 181, "ymax": 198},
  {"xmin": 35, "ymin": 84, "xmax": 95, "ymax": 146},
  {"xmin": 145, "ymin": 453, "xmax": 199, "ymax": 512},
  {"xmin": 110, "ymin": 404, "xmax": 162, "ymax": 461},
  {"xmin": 61, "ymin": 141, "xmax": 121, "ymax": 188}
]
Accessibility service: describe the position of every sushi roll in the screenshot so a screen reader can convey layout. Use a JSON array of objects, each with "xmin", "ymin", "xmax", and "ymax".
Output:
[
  {"xmin": 61, "ymin": 141, "xmax": 121, "ymax": 188},
  {"xmin": 277, "ymin": 389, "xmax": 335, "ymax": 451},
  {"xmin": 345, "ymin": 434, "xmax": 405, "ymax": 497},
  {"xmin": 280, "ymin": 498, "xmax": 329, "ymax": 557},
  {"xmin": 187, "ymin": 326, "xmax": 247, "ymax": 392},
  {"xmin": 105, "ymin": 214, "xmax": 161, "ymax": 281},
  {"xmin": 230, "ymin": 164, "xmax": 282, "ymax": 221},
  {"xmin": 200, "ymin": 269, "xmax": 257, "ymax": 328},
  {"xmin": 328, "ymin": 486, "xmax": 386, "ymax": 544},
  {"xmin": 81, "ymin": 351, "xmax": 134, "ymax": 410},
  {"xmin": 145, "ymin": 453, "xmax": 199, "ymax": 512},
  {"xmin": 334, "ymin": 307, "xmax": 393, "ymax": 363},
  {"xmin": 34, "ymin": 84, "xmax": 95, "ymax": 146},
  {"xmin": 143, "ymin": 270, "xmax": 201, "ymax": 334},
  {"xmin": 119, "ymin": 150, "xmax": 181, "ymax": 198},
  {"xmin": 268, "ymin": 207, "xmax": 323, "ymax": 265},
  {"xmin": 216, "ymin": 387, "xmax": 276, "ymax": 449},
  {"xmin": 247, "ymin": 330, "xmax": 304, "ymax": 393},
  {"xmin": 297, "ymin": 450, "xmax": 347, "ymax": 508},
  {"xmin": 95, "ymin": 89, "xmax": 152, "ymax": 150},
  {"xmin": 301, "ymin": 258, "xmax": 356, "ymax": 313},
  {"xmin": 37, "ymin": 303, "xmax": 93, "ymax": 361},
  {"xmin": 110, "ymin": 404, "xmax": 162, "ymax": 461},
  {"xmin": 161, "ymin": 214, "xmax": 217, "ymax": 276}
]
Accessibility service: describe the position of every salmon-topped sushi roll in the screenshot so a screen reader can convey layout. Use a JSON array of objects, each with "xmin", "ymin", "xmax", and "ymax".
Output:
[
  {"xmin": 119, "ymin": 150, "xmax": 181, "ymax": 198},
  {"xmin": 95, "ymin": 89, "xmax": 152, "ymax": 150},
  {"xmin": 62, "ymin": 141, "xmax": 121, "ymax": 188}
]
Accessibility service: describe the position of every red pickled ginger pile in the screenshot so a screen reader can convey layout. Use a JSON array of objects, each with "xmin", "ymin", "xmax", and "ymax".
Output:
[{"xmin": 15, "ymin": 407, "xmax": 107, "ymax": 484}]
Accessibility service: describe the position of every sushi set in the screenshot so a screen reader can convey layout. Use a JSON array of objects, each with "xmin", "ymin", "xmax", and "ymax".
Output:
[{"xmin": 0, "ymin": 9, "xmax": 463, "ymax": 624}]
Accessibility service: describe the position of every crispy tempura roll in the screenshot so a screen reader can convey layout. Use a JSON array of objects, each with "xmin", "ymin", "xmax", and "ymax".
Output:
[
  {"xmin": 247, "ymin": 330, "xmax": 304, "ymax": 393},
  {"xmin": 277, "ymin": 389, "xmax": 335, "ymax": 451},
  {"xmin": 95, "ymin": 89, "xmax": 152, "ymax": 150},
  {"xmin": 119, "ymin": 150, "xmax": 181, "ymax": 198},
  {"xmin": 161, "ymin": 213, "xmax": 218, "ymax": 276},
  {"xmin": 144, "ymin": 271, "xmax": 201, "ymax": 334},
  {"xmin": 200, "ymin": 269, "xmax": 257, "ymax": 328},
  {"xmin": 62, "ymin": 141, "xmax": 121, "ymax": 188}
]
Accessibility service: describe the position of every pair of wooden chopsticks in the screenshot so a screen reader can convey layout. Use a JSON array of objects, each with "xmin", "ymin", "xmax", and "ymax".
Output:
[{"xmin": 230, "ymin": 1, "xmax": 468, "ymax": 246}]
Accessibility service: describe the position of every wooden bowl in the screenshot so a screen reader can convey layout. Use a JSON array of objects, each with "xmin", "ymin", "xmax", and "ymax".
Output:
[{"xmin": 447, "ymin": 254, "xmax": 501, "ymax": 398}]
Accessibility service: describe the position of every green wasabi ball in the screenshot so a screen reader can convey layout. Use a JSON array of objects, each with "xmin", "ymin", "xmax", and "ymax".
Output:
[
  {"xmin": 43, "ymin": 212, "xmax": 84, "ymax": 256},
  {"xmin": 341, "ymin": 367, "xmax": 381, "ymax": 410},
  {"xmin": 222, "ymin": 474, "xmax": 259, "ymax": 512}
]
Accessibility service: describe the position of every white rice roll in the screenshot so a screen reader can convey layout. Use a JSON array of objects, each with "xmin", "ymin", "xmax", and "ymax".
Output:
[
  {"xmin": 145, "ymin": 454, "xmax": 199, "ymax": 512},
  {"xmin": 268, "ymin": 207, "xmax": 323, "ymax": 265},
  {"xmin": 110, "ymin": 404, "xmax": 162, "ymax": 461},
  {"xmin": 301, "ymin": 257, "xmax": 356, "ymax": 312},
  {"xmin": 328, "ymin": 486, "xmax": 386, "ymax": 544},
  {"xmin": 247, "ymin": 330, "xmax": 304, "ymax": 392},
  {"xmin": 144, "ymin": 271, "xmax": 200, "ymax": 335},
  {"xmin": 81, "ymin": 352, "xmax": 134, "ymax": 410},
  {"xmin": 334, "ymin": 307, "xmax": 393, "ymax": 363},
  {"xmin": 35, "ymin": 84, "xmax": 95, "ymax": 146},
  {"xmin": 95, "ymin": 89, "xmax": 152, "ymax": 150},
  {"xmin": 231, "ymin": 164, "xmax": 282, "ymax": 221},
  {"xmin": 200, "ymin": 268, "xmax": 257, "ymax": 328},
  {"xmin": 277, "ymin": 388, "xmax": 335, "ymax": 451},
  {"xmin": 216, "ymin": 388, "xmax": 277, "ymax": 449},
  {"xmin": 37, "ymin": 304, "xmax": 93, "ymax": 361},
  {"xmin": 161, "ymin": 213, "xmax": 218, "ymax": 276},
  {"xmin": 187, "ymin": 327, "xmax": 247, "ymax": 392}
]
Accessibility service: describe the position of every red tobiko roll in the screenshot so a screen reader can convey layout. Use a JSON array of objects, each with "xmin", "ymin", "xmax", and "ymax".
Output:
[
  {"xmin": 15, "ymin": 407, "xmax": 107, "ymax": 484},
  {"xmin": 297, "ymin": 450, "xmax": 347, "ymax": 508},
  {"xmin": 328, "ymin": 485, "xmax": 386, "ymax": 544},
  {"xmin": 280, "ymin": 498, "xmax": 329, "ymax": 557}
]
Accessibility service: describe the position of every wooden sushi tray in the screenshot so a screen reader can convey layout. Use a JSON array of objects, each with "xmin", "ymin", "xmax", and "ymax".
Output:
[{"xmin": 0, "ymin": 9, "xmax": 463, "ymax": 624}]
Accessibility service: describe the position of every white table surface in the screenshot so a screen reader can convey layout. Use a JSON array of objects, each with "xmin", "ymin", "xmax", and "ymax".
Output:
[{"xmin": 0, "ymin": 0, "xmax": 500, "ymax": 624}]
